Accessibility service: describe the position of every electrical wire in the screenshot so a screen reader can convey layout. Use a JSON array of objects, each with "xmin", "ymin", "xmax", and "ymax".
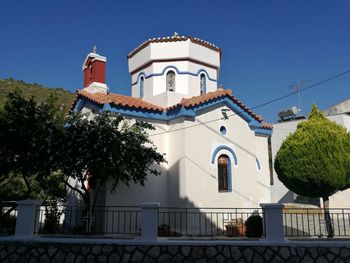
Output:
[{"xmin": 149, "ymin": 69, "xmax": 350, "ymax": 137}]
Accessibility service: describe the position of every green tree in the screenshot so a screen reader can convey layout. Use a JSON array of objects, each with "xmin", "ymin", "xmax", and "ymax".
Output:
[
  {"xmin": 274, "ymin": 105, "xmax": 350, "ymax": 237},
  {"xmin": 60, "ymin": 111, "xmax": 166, "ymax": 211},
  {"xmin": 0, "ymin": 89, "xmax": 66, "ymax": 201}
]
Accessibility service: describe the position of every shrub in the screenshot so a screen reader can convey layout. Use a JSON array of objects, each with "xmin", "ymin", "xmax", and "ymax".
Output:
[
  {"xmin": 43, "ymin": 205, "xmax": 62, "ymax": 234},
  {"xmin": 0, "ymin": 214, "xmax": 16, "ymax": 235},
  {"xmin": 245, "ymin": 214, "xmax": 263, "ymax": 238}
]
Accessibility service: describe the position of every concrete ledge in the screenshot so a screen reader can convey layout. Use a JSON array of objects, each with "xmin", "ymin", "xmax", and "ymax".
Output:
[{"xmin": 1, "ymin": 236, "xmax": 350, "ymax": 247}]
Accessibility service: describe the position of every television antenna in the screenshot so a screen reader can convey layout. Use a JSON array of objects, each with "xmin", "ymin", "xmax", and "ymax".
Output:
[{"xmin": 289, "ymin": 79, "xmax": 311, "ymax": 114}]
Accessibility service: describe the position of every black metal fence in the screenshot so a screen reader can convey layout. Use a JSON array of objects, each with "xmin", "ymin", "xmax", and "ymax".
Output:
[
  {"xmin": 0, "ymin": 202, "xmax": 17, "ymax": 236},
  {"xmin": 283, "ymin": 208, "xmax": 350, "ymax": 238},
  {"xmin": 158, "ymin": 207, "xmax": 264, "ymax": 239},
  {"xmin": 35, "ymin": 205, "xmax": 141, "ymax": 236}
]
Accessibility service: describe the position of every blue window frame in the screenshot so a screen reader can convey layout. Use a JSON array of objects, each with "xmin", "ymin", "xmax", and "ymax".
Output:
[
  {"xmin": 140, "ymin": 76, "xmax": 144, "ymax": 98},
  {"xmin": 200, "ymin": 73, "xmax": 206, "ymax": 95}
]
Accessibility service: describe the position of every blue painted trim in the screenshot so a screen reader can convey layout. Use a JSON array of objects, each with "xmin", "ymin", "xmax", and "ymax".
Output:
[
  {"xmin": 200, "ymin": 73, "xmax": 207, "ymax": 94},
  {"xmin": 254, "ymin": 128, "xmax": 272, "ymax": 136},
  {"xmin": 211, "ymin": 145, "xmax": 238, "ymax": 165},
  {"xmin": 76, "ymin": 95, "xmax": 272, "ymax": 134},
  {"xmin": 140, "ymin": 76, "xmax": 144, "ymax": 98},
  {"xmin": 220, "ymin": 126, "xmax": 227, "ymax": 135},
  {"xmin": 72, "ymin": 98, "xmax": 85, "ymax": 112},
  {"xmin": 106, "ymin": 105, "xmax": 166, "ymax": 119},
  {"xmin": 227, "ymin": 156, "xmax": 232, "ymax": 192},
  {"xmin": 256, "ymin": 158, "xmax": 261, "ymax": 170},
  {"xmin": 193, "ymin": 97, "xmax": 253, "ymax": 123},
  {"xmin": 102, "ymin": 103, "xmax": 112, "ymax": 112},
  {"xmin": 132, "ymin": 66, "xmax": 217, "ymax": 85}
]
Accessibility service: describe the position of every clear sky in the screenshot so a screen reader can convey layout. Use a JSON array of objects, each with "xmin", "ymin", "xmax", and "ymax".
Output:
[{"xmin": 1, "ymin": 0, "xmax": 349, "ymax": 123}]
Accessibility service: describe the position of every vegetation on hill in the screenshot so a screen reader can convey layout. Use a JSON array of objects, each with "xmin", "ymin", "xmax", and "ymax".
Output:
[{"xmin": 0, "ymin": 78, "xmax": 75, "ymax": 111}]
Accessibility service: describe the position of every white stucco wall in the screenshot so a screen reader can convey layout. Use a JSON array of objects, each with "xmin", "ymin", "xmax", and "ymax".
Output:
[
  {"xmin": 129, "ymin": 40, "xmax": 220, "ymax": 107},
  {"xmin": 104, "ymin": 119, "xmax": 170, "ymax": 207},
  {"xmin": 270, "ymin": 119, "xmax": 301, "ymax": 203},
  {"xmin": 98, "ymin": 103, "xmax": 271, "ymax": 209},
  {"xmin": 167, "ymin": 104, "xmax": 271, "ymax": 208},
  {"xmin": 131, "ymin": 60, "xmax": 218, "ymax": 107},
  {"xmin": 128, "ymin": 40, "xmax": 220, "ymax": 74}
]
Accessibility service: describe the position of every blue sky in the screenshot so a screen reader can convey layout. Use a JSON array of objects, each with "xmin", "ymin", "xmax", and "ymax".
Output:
[{"xmin": 1, "ymin": 0, "xmax": 349, "ymax": 123}]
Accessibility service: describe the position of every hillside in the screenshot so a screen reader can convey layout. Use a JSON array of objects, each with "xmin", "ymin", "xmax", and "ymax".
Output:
[{"xmin": 0, "ymin": 78, "xmax": 75, "ymax": 111}]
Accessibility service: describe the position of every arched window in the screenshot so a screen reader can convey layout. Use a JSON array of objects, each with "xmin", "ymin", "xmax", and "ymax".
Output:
[
  {"xmin": 166, "ymin": 71, "xmax": 175, "ymax": 92},
  {"xmin": 140, "ymin": 76, "xmax": 144, "ymax": 98},
  {"xmin": 218, "ymin": 154, "xmax": 231, "ymax": 192},
  {"xmin": 200, "ymin": 73, "xmax": 206, "ymax": 95}
]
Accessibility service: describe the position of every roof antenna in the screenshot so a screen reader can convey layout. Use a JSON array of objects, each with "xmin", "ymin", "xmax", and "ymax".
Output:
[
  {"xmin": 92, "ymin": 45, "xmax": 97, "ymax": 53},
  {"xmin": 289, "ymin": 79, "xmax": 311, "ymax": 114}
]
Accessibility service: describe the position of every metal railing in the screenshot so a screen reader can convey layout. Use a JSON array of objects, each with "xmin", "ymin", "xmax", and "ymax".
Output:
[
  {"xmin": 283, "ymin": 208, "xmax": 350, "ymax": 238},
  {"xmin": 0, "ymin": 202, "xmax": 17, "ymax": 236},
  {"xmin": 158, "ymin": 207, "xmax": 264, "ymax": 239},
  {"xmin": 35, "ymin": 205, "xmax": 141, "ymax": 236}
]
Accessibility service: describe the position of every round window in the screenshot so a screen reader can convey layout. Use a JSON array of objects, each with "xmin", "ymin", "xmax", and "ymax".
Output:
[{"xmin": 220, "ymin": 126, "xmax": 227, "ymax": 135}]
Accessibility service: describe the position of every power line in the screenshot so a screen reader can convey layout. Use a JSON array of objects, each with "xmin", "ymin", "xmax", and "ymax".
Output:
[{"xmin": 150, "ymin": 69, "xmax": 350, "ymax": 137}]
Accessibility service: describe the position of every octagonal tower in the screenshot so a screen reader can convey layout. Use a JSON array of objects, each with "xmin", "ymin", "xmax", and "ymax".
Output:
[{"xmin": 128, "ymin": 34, "xmax": 222, "ymax": 107}]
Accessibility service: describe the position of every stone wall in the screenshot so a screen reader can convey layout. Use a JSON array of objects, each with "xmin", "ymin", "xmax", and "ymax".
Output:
[{"xmin": 1, "ymin": 241, "xmax": 350, "ymax": 262}]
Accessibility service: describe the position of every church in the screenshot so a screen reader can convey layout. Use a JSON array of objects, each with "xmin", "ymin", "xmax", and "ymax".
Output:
[{"xmin": 72, "ymin": 34, "xmax": 273, "ymax": 208}]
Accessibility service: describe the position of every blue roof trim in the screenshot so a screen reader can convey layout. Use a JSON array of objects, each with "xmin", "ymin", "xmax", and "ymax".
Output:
[
  {"xmin": 72, "ymin": 98, "xmax": 85, "ymax": 112},
  {"xmin": 75, "ymin": 94, "xmax": 272, "ymax": 133},
  {"xmin": 104, "ymin": 104, "xmax": 165, "ymax": 119},
  {"xmin": 189, "ymin": 96, "xmax": 254, "ymax": 123},
  {"xmin": 211, "ymin": 145, "xmax": 238, "ymax": 165},
  {"xmin": 254, "ymin": 128, "xmax": 272, "ymax": 136},
  {"xmin": 132, "ymin": 65, "xmax": 217, "ymax": 86}
]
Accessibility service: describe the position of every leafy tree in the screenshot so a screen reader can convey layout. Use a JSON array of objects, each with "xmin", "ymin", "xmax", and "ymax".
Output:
[
  {"xmin": 60, "ymin": 111, "xmax": 166, "ymax": 211},
  {"xmin": 0, "ymin": 89, "xmax": 65, "ymax": 200},
  {"xmin": 274, "ymin": 105, "xmax": 350, "ymax": 237}
]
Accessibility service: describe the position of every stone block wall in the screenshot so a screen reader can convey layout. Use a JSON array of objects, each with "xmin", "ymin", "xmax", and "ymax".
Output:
[{"xmin": 0, "ymin": 241, "xmax": 350, "ymax": 262}]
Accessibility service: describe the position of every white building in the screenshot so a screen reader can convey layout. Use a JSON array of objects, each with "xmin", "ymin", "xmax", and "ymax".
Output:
[
  {"xmin": 72, "ymin": 35, "xmax": 272, "ymax": 208},
  {"xmin": 271, "ymin": 102, "xmax": 350, "ymax": 208}
]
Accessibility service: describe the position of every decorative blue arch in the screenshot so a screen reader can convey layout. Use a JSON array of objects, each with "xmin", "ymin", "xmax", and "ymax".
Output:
[
  {"xmin": 256, "ymin": 158, "xmax": 261, "ymax": 171},
  {"xmin": 139, "ymin": 76, "xmax": 144, "ymax": 98},
  {"xmin": 132, "ymin": 65, "xmax": 217, "ymax": 85},
  {"xmin": 197, "ymin": 69, "xmax": 211, "ymax": 81},
  {"xmin": 211, "ymin": 145, "xmax": 238, "ymax": 165}
]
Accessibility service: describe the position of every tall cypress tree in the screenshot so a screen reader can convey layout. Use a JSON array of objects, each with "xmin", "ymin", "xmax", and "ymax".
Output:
[{"xmin": 274, "ymin": 105, "xmax": 350, "ymax": 237}]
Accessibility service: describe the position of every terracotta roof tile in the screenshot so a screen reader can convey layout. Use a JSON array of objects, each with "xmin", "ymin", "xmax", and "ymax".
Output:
[
  {"xmin": 73, "ymin": 88, "xmax": 272, "ymax": 129},
  {"xmin": 168, "ymin": 88, "xmax": 272, "ymax": 129},
  {"xmin": 168, "ymin": 89, "xmax": 232, "ymax": 109},
  {"xmin": 128, "ymin": 35, "xmax": 222, "ymax": 59},
  {"xmin": 107, "ymin": 93, "xmax": 163, "ymax": 112},
  {"xmin": 76, "ymin": 90, "xmax": 163, "ymax": 112},
  {"xmin": 261, "ymin": 122, "xmax": 273, "ymax": 129}
]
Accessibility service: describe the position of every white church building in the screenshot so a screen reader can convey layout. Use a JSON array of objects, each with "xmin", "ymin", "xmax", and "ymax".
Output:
[{"xmin": 71, "ymin": 35, "xmax": 273, "ymax": 208}]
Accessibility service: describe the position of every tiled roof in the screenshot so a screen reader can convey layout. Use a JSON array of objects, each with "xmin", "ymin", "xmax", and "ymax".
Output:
[
  {"xmin": 73, "ymin": 89, "xmax": 272, "ymax": 129},
  {"xmin": 76, "ymin": 90, "xmax": 164, "ymax": 112},
  {"xmin": 128, "ymin": 35, "xmax": 222, "ymax": 59},
  {"xmin": 168, "ymin": 89, "xmax": 271, "ymax": 128}
]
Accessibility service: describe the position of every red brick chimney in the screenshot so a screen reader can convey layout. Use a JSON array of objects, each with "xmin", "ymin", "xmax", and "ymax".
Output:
[{"xmin": 82, "ymin": 47, "xmax": 108, "ymax": 93}]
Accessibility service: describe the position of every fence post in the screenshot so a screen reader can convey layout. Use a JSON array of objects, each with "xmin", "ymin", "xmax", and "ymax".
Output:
[
  {"xmin": 260, "ymin": 203, "xmax": 284, "ymax": 242},
  {"xmin": 140, "ymin": 202, "xmax": 160, "ymax": 241},
  {"xmin": 15, "ymin": 199, "xmax": 42, "ymax": 238}
]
